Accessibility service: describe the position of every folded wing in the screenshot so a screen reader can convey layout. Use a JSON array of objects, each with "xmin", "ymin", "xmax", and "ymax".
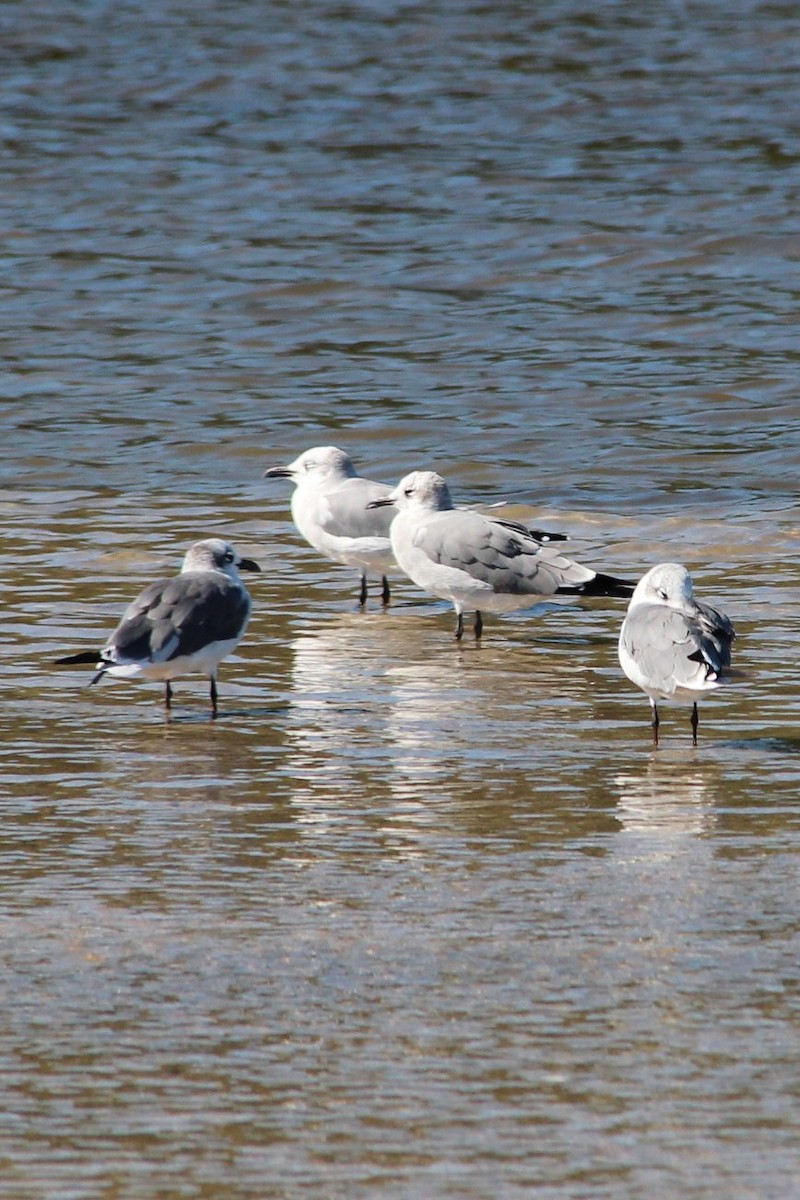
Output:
[
  {"xmin": 415, "ymin": 512, "xmax": 597, "ymax": 596},
  {"xmin": 106, "ymin": 575, "xmax": 251, "ymax": 665},
  {"xmin": 316, "ymin": 479, "xmax": 394, "ymax": 539},
  {"xmin": 621, "ymin": 604, "xmax": 729, "ymax": 693}
]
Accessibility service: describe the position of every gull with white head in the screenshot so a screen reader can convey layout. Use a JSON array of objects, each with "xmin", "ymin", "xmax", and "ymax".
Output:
[
  {"xmin": 618, "ymin": 562, "xmax": 735, "ymax": 745},
  {"xmin": 368, "ymin": 469, "xmax": 633, "ymax": 640},
  {"xmin": 56, "ymin": 538, "xmax": 260, "ymax": 716},
  {"xmin": 264, "ymin": 445, "xmax": 396, "ymax": 606}
]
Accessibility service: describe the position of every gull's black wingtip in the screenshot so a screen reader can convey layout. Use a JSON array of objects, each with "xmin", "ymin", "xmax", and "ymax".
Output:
[
  {"xmin": 580, "ymin": 572, "xmax": 636, "ymax": 599},
  {"xmin": 528, "ymin": 528, "xmax": 570, "ymax": 544},
  {"xmin": 55, "ymin": 650, "xmax": 101, "ymax": 665}
]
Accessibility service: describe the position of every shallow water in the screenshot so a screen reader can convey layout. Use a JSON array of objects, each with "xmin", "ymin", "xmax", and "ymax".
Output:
[{"xmin": 3, "ymin": 1, "xmax": 800, "ymax": 1197}]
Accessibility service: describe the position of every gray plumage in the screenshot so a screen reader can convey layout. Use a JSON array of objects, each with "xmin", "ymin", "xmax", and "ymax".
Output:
[
  {"xmin": 368, "ymin": 469, "xmax": 633, "ymax": 639},
  {"xmin": 618, "ymin": 562, "xmax": 735, "ymax": 744},
  {"xmin": 56, "ymin": 538, "xmax": 260, "ymax": 715},
  {"xmin": 413, "ymin": 508, "xmax": 592, "ymax": 594},
  {"xmin": 106, "ymin": 570, "xmax": 250, "ymax": 665}
]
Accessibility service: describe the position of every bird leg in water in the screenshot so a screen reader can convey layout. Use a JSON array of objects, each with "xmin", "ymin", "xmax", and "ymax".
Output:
[
  {"xmin": 474, "ymin": 611, "xmax": 483, "ymax": 639},
  {"xmin": 650, "ymin": 699, "xmax": 659, "ymax": 746},
  {"xmin": 359, "ymin": 572, "xmax": 368, "ymax": 607},
  {"xmin": 381, "ymin": 575, "xmax": 390, "ymax": 606},
  {"xmin": 455, "ymin": 611, "xmax": 464, "ymax": 640},
  {"xmin": 165, "ymin": 681, "xmax": 173, "ymax": 711},
  {"xmin": 691, "ymin": 701, "xmax": 699, "ymax": 745}
]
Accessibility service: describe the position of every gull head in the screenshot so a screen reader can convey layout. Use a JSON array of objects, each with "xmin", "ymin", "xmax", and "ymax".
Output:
[
  {"xmin": 368, "ymin": 470, "xmax": 454, "ymax": 513},
  {"xmin": 181, "ymin": 538, "xmax": 261, "ymax": 578},
  {"xmin": 264, "ymin": 445, "xmax": 357, "ymax": 483},
  {"xmin": 629, "ymin": 562, "xmax": 694, "ymax": 611}
]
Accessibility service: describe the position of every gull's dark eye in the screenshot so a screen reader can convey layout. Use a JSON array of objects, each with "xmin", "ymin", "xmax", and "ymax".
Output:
[
  {"xmin": 224, "ymin": 551, "xmax": 235, "ymax": 564},
  {"xmin": 404, "ymin": 487, "xmax": 414, "ymax": 497},
  {"xmin": 658, "ymin": 588, "xmax": 668, "ymax": 600}
]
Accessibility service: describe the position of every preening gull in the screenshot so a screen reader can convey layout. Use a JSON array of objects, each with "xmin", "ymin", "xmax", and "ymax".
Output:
[
  {"xmin": 56, "ymin": 538, "xmax": 260, "ymax": 716},
  {"xmin": 368, "ymin": 469, "xmax": 633, "ymax": 639},
  {"xmin": 618, "ymin": 562, "xmax": 735, "ymax": 745},
  {"xmin": 264, "ymin": 446, "xmax": 396, "ymax": 605}
]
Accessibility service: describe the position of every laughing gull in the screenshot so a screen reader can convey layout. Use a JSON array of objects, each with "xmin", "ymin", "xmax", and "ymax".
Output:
[
  {"xmin": 367, "ymin": 469, "xmax": 633, "ymax": 639},
  {"xmin": 56, "ymin": 538, "xmax": 260, "ymax": 716},
  {"xmin": 264, "ymin": 446, "xmax": 396, "ymax": 605},
  {"xmin": 618, "ymin": 562, "xmax": 735, "ymax": 745}
]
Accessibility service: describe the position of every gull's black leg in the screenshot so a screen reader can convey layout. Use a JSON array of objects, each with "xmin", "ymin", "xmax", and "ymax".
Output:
[
  {"xmin": 381, "ymin": 575, "xmax": 390, "ymax": 606},
  {"xmin": 164, "ymin": 681, "xmax": 173, "ymax": 711},
  {"xmin": 455, "ymin": 611, "xmax": 464, "ymax": 640},
  {"xmin": 210, "ymin": 677, "xmax": 219, "ymax": 717},
  {"xmin": 650, "ymin": 699, "xmax": 659, "ymax": 746},
  {"xmin": 690, "ymin": 702, "xmax": 699, "ymax": 745},
  {"xmin": 358, "ymin": 573, "xmax": 368, "ymax": 607},
  {"xmin": 474, "ymin": 611, "xmax": 483, "ymax": 640}
]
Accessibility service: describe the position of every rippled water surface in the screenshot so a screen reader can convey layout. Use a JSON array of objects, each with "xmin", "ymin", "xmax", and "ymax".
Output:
[{"xmin": 3, "ymin": 2, "xmax": 800, "ymax": 1197}]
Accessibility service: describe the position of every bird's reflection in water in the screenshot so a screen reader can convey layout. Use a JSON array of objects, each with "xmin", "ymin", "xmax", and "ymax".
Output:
[
  {"xmin": 284, "ymin": 613, "xmax": 491, "ymax": 847},
  {"xmin": 614, "ymin": 757, "xmax": 718, "ymax": 843}
]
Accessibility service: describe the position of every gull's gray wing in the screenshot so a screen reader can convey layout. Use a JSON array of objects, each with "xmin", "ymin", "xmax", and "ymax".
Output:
[
  {"xmin": 106, "ymin": 574, "xmax": 250, "ymax": 664},
  {"xmin": 318, "ymin": 478, "xmax": 395, "ymax": 539},
  {"xmin": 694, "ymin": 598, "xmax": 735, "ymax": 666},
  {"xmin": 414, "ymin": 512, "xmax": 595, "ymax": 596},
  {"xmin": 621, "ymin": 603, "xmax": 728, "ymax": 691}
]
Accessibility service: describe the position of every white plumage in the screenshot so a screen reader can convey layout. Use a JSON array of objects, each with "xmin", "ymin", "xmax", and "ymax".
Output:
[{"xmin": 265, "ymin": 445, "xmax": 395, "ymax": 605}]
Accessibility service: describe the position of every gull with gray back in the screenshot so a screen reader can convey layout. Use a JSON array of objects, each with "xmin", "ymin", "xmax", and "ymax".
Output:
[
  {"xmin": 368, "ymin": 469, "xmax": 633, "ymax": 640},
  {"xmin": 264, "ymin": 446, "xmax": 396, "ymax": 605},
  {"xmin": 618, "ymin": 562, "xmax": 735, "ymax": 745},
  {"xmin": 56, "ymin": 538, "xmax": 260, "ymax": 716}
]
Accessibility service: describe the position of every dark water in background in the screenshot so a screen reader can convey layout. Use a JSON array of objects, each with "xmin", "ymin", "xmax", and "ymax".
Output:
[{"xmin": 3, "ymin": 2, "xmax": 800, "ymax": 1197}]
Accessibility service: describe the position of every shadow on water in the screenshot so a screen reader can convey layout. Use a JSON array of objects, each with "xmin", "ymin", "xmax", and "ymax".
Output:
[
  {"xmin": 724, "ymin": 735, "xmax": 800, "ymax": 756},
  {"xmin": 167, "ymin": 703, "xmax": 292, "ymax": 724}
]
